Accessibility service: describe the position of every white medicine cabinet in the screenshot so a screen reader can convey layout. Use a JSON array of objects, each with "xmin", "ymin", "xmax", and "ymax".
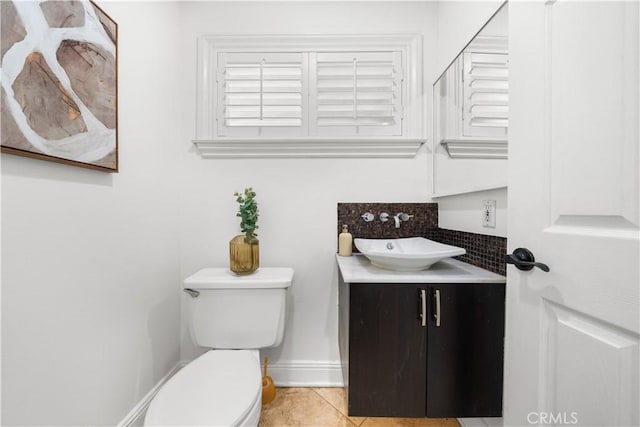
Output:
[{"xmin": 432, "ymin": 3, "xmax": 509, "ymax": 196}]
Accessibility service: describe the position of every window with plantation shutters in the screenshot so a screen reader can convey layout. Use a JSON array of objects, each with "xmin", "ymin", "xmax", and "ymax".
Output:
[
  {"xmin": 217, "ymin": 52, "xmax": 307, "ymax": 138},
  {"xmin": 462, "ymin": 51, "xmax": 508, "ymax": 139},
  {"xmin": 194, "ymin": 34, "xmax": 423, "ymax": 158},
  {"xmin": 310, "ymin": 52, "xmax": 403, "ymax": 137},
  {"xmin": 434, "ymin": 34, "xmax": 509, "ymax": 160}
]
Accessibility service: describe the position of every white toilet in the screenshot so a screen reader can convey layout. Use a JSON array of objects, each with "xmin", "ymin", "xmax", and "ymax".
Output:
[{"xmin": 144, "ymin": 267, "xmax": 294, "ymax": 427}]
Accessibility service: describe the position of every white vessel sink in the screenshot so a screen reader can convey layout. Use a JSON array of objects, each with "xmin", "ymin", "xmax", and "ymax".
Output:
[{"xmin": 353, "ymin": 237, "xmax": 466, "ymax": 272}]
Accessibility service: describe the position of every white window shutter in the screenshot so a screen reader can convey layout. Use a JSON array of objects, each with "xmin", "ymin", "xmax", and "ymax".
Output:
[
  {"xmin": 217, "ymin": 52, "xmax": 308, "ymax": 138},
  {"xmin": 462, "ymin": 52, "xmax": 508, "ymax": 138},
  {"xmin": 309, "ymin": 51, "xmax": 403, "ymax": 137}
]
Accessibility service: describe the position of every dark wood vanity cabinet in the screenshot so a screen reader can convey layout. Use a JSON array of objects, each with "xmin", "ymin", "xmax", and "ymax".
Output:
[{"xmin": 338, "ymin": 273, "xmax": 505, "ymax": 418}]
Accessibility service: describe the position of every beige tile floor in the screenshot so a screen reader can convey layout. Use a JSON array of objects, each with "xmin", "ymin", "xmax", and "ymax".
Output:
[{"xmin": 259, "ymin": 388, "xmax": 460, "ymax": 427}]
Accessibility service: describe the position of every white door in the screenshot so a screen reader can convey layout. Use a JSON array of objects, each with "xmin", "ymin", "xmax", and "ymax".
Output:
[{"xmin": 505, "ymin": 1, "xmax": 639, "ymax": 426}]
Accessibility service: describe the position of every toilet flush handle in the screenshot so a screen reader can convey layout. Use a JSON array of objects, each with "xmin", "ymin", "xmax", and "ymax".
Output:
[{"xmin": 183, "ymin": 288, "xmax": 200, "ymax": 298}]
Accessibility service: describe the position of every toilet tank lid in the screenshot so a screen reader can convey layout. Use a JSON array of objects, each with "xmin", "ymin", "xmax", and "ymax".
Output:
[{"xmin": 184, "ymin": 267, "xmax": 294, "ymax": 289}]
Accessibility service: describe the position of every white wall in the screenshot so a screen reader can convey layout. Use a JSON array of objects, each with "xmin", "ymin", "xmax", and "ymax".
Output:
[
  {"xmin": 177, "ymin": 1, "xmax": 437, "ymax": 378},
  {"xmin": 1, "ymin": 2, "xmax": 182, "ymax": 425},
  {"xmin": 432, "ymin": 0, "xmax": 507, "ymax": 237}
]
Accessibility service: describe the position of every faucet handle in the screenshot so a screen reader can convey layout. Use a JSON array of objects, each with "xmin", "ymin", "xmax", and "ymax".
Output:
[
  {"xmin": 380, "ymin": 212, "xmax": 389, "ymax": 222},
  {"xmin": 399, "ymin": 213, "xmax": 413, "ymax": 221},
  {"xmin": 361, "ymin": 212, "xmax": 374, "ymax": 222}
]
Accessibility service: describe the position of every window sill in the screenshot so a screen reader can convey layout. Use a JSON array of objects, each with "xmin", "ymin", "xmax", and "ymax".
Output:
[
  {"xmin": 440, "ymin": 139, "xmax": 508, "ymax": 159},
  {"xmin": 192, "ymin": 139, "xmax": 426, "ymax": 158},
  {"xmin": 432, "ymin": 184, "xmax": 507, "ymax": 198}
]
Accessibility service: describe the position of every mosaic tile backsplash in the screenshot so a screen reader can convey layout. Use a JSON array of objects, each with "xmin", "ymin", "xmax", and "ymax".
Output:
[
  {"xmin": 437, "ymin": 228, "xmax": 507, "ymax": 276},
  {"xmin": 337, "ymin": 203, "xmax": 439, "ymax": 241},
  {"xmin": 337, "ymin": 202, "xmax": 507, "ymax": 276}
]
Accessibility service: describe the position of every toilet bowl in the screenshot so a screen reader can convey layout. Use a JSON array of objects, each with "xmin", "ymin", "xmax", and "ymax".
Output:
[
  {"xmin": 143, "ymin": 267, "xmax": 294, "ymax": 427},
  {"xmin": 144, "ymin": 350, "xmax": 262, "ymax": 426}
]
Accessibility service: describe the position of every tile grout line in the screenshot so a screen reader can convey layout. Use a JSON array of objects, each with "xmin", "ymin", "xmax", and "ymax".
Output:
[{"xmin": 310, "ymin": 388, "xmax": 365, "ymax": 427}]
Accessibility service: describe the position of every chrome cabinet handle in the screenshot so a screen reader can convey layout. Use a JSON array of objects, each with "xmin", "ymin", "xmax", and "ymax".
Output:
[
  {"xmin": 420, "ymin": 289, "xmax": 427, "ymax": 327},
  {"xmin": 506, "ymin": 248, "xmax": 550, "ymax": 272},
  {"xmin": 434, "ymin": 289, "xmax": 441, "ymax": 327}
]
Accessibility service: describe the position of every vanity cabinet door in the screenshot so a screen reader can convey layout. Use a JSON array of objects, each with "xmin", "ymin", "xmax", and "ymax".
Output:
[
  {"xmin": 426, "ymin": 283, "xmax": 505, "ymax": 418},
  {"xmin": 348, "ymin": 283, "xmax": 427, "ymax": 417}
]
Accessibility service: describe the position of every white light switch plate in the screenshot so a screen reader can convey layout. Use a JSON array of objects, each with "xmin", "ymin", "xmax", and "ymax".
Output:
[{"xmin": 482, "ymin": 200, "xmax": 496, "ymax": 228}]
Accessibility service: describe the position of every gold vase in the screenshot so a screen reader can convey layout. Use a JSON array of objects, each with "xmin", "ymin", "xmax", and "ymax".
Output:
[{"xmin": 229, "ymin": 235, "xmax": 259, "ymax": 274}]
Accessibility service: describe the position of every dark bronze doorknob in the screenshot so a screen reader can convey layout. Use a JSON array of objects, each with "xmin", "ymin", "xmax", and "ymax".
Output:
[{"xmin": 506, "ymin": 248, "xmax": 550, "ymax": 272}]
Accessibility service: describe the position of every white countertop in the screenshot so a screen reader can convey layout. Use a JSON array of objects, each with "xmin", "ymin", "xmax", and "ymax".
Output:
[{"xmin": 336, "ymin": 254, "xmax": 506, "ymax": 284}]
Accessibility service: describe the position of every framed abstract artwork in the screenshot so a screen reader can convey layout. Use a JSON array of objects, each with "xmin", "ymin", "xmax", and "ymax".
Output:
[{"xmin": 1, "ymin": 0, "xmax": 118, "ymax": 172}]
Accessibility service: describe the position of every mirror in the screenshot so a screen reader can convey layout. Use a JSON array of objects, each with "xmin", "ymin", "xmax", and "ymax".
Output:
[{"xmin": 432, "ymin": 2, "xmax": 509, "ymax": 197}]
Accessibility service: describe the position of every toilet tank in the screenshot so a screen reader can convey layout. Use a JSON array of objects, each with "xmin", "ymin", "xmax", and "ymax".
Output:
[{"xmin": 183, "ymin": 268, "xmax": 294, "ymax": 349}]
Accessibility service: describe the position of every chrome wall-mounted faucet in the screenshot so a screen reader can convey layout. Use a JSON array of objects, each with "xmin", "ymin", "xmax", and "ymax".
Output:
[{"xmin": 393, "ymin": 212, "xmax": 414, "ymax": 228}]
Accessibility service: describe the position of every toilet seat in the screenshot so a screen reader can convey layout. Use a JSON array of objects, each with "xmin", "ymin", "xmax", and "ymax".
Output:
[{"xmin": 144, "ymin": 350, "xmax": 261, "ymax": 426}]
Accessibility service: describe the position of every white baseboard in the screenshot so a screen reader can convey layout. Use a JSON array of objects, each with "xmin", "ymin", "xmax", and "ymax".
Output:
[
  {"xmin": 118, "ymin": 361, "xmax": 188, "ymax": 427},
  {"xmin": 266, "ymin": 360, "xmax": 344, "ymax": 387},
  {"xmin": 458, "ymin": 417, "xmax": 504, "ymax": 427}
]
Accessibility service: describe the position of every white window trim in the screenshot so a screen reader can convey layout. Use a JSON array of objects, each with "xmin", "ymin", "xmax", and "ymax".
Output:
[
  {"xmin": 440, "ymin": 139, "xmax": 508, "ymax": 159},
  {"xmin": 194, "ymin": 34, "xmax": 425, "ymax": 158}
]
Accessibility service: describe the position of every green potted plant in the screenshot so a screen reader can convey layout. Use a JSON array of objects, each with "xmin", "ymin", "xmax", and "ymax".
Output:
[{"xmin": 229, "ymin": 187, "xmax": 259, "ymax": 274}]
